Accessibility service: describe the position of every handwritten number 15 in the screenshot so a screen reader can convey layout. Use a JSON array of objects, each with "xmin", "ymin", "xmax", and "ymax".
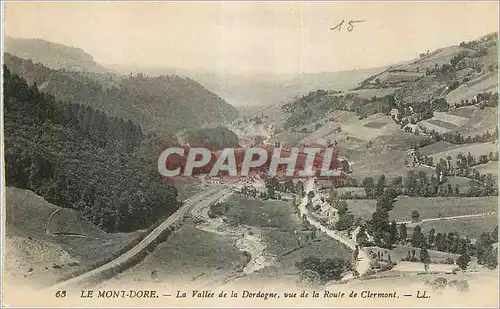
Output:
[{"xmin": 330, "ymin": 20, "xmax": 366, "ymax": 32}]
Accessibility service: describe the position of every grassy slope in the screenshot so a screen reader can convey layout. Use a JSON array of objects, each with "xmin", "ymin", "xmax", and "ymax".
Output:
[
  {"xmin": 409, "ymin": 213, "xmax": 498, "ymax": 239},
  {"xmin": 114, "ymin": 224, "xmax": 246, "ymax": 286},
  {"xmin": 347, "ymin": 196, "xmax": 497, "ymax": 222},
  {"xmin": 4, "ymin": 187, "xmax": 140, "ymax": 288},
  {"xmin": 474, "ymin": 161, "xmax": 498, "ymax": 178},
  {"xmin": 428, "ymin": 142, "xmax": 498, "ymax": 164}
]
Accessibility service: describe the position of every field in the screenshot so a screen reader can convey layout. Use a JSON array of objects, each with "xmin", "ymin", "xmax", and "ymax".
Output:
[
  {"xmin": 446, "ymin": 72, "xmax": 498, "ymax": 105},
  {"xmin": 275, "ymin": 130, "xmax": 308, "ymax": 147},
  {"xmin": 347, "ymin": 196, "xmax": 497, "ymax": 223},
  {"xmin": 342, "ymin": 128, "xmax": 434, "ymax": 181},
  {"xmin": 457, "ymin": 107, "xmax": 497, "ymax": 137},
  {"xmin": 113, "ymin": 224, "xmax": 246, "ymax": 288},
  {"xmin": 418, "ymin": 141, "xmax": 463, "ymax": 156},
  {"xmin": 364, "ymin": 121, "xmax": 389, "ymax": 129},
  {"xmin": 418, "ymin": 120, "xmax": 453, "ymax": 134},
  {"xmin": 427, "ymin": 142, "xmax": 498, "ymax": 164},
  {"xmin": 367, "ymin": 70, "xmax": 424, "ymax": 86},
  {"xmin": 349, "ymin": 87, "xmax": 399, "ymax": 99},
  {"xmin": 4, "ymin": 187, "xmax": 140, "ymax": 289},
  {"xmin": 432, "ymin": 111, "xmax": 470, "ymax": 126},
  {"xmin": 349, "ymin": 147, "xmax": 410, "ymax": 181},
  {"xmin": 392, "ymin": 196, "xmax": 497, "ymax": 222},
  {"xmin": 426, "ymin": 119, "xmax": 461, "ymax": 131},
  {"xmin": 107, "ymin": 194, "xmax": 354, "ymax": 289},
  {"xmin": 474, "ymin": 161, "xmax": 498, "ymax": 177},
  {"xmin": 444, "ymin": 176, "xmax": 475, "ymax": 194},
  {"xmin": 346, "ymin": 199, "xmax": 377, "ymax": 221},
  {"xmin": 222, "ymin": 195, "xmax": 353, "ymax": 280},
  {"xmin": 341, "ymin": 114, "xmax": 399, "ymax": 141},
  {"xmin": 417, "ymin": 108, "xmax": 477, "ymax": 135},
  {"xmin": 410, "ymin": 213, "xmax": 498, "ymax": 239},
  {"xmin": 366, "ymin": 245, "xmax": 459, "ymax": 264},
  {"xmin": 334, "ymin": 186, "xmax": 366, "ymax": 197},
  {"xmin": 447, "ymin": 105, "xmax": 477, "ymax": 118},
  {"xmin": 418, "ymin": 119, "xmax": 452, "ymax": 134}
]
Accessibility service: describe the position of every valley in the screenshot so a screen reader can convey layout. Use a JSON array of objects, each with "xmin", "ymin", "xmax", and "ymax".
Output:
[{"xmin": 2, "ymin": 9, "xmax": 498, "ymax": 307}]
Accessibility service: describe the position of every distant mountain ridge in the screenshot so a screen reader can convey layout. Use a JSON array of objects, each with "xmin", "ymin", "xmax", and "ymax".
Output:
[
  {"xmin": 4, "ymin": 36, "xmax": 109, "ymax": 73},
  {"xmin": 109, "ymin": 64, "xmax": 386, "ymax": 107},
  {"xmin": 5, "ymin": 36, "xmax": 385, "ymax": 109},
  {"xmin": 4, "ymin": 53, "xmax": 238, "ymax": 133}
]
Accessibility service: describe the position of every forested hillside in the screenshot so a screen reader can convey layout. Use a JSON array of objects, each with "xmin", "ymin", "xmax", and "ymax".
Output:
[
  {"xmin": 4, "ymin": 53, "xmax": 238, "ymax": 133},
  {"xmin": 3, "ymin": 66, "xmax": 180, "ymax": 232},
  {"xmin": 185, "ymin": 127, "xmax": 240, "ymax": 150}
]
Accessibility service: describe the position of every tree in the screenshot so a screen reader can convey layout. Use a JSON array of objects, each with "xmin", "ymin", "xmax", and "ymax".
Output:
[
  {"xmin": 456, "ymin": 252, "xmax": 471, "ymax": 270},
  {"xmin": 485, "ymin": 248, "xmax": 498, "ymax": 269},
  {"xmin": 362, "ymin": 177, "xmax": 374, "ymax": 197},
  {"xmin": 307, "ymin": 190, "xmax": 315, "ymax": 202},
  {"xmin": 356, "ymin": 225, "xmax": 369, "ymax": 246},
  {"xmin": 334, "ymin": 199, "xmax": 349, "ymax": 215},
  {"xmin": 389, "ymin": 220, "xmax": 399, "ymax": 243},
  {"xmin": 399, "ymin": 223, "xmax": 408, "ymax": 242},
  {"xmin": 376, "ymin": 174, "xmax": 386, "ymax": 196},
  {"xmin": 476, "ymin": 232, "xmax": 493, "ymax": 264},
  {"xmin": 295, "ymin": 256, "xmax": 351, "ymax": 283},
  {"xmin": 335, "ymin": 213, "xmax": 354, "ymax": 231},
  {"xmin": 284, "ymin": 177, "xmax": 294, "ymax": 193},
  {"xmin": 420, "ymin": 246, "xmax": 431, "ymax": 264},
  {"xmin": 411, "ymin": 225, "xmax": 427, "ymax": 248},
  {"xmin": 267, "ymin": 185, "xmax": 276, "ymax": 199},
  {"xmin": 296, "ymin": 181, "xmax": 305, "ymax": 197},
  {"xmin": 376, "ymin": 190, "xmax": 396, "ymax": 212},
  {"xmin": 411, "ymin": 210, "xmax": 421, "ymax": 222},
  {"xmin": 428, "ymin": 228, "xmax": 436, "ymax": 248},
  {"xmin": 492, "ymin": 226, "xmax": 498, "ymax": 243},
  {"xmin": 298, "ymin": 269, "xmax": 321, "ymax": 287}
]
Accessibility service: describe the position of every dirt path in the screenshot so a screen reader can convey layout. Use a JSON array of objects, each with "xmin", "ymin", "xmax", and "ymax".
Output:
[{"xmin": 299, "ymin": 178, "xmax": 371, "ymax": 280}]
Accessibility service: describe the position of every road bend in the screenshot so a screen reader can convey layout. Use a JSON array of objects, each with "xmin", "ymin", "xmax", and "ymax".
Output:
[
  {"xmin": 43, "ymin": 185, "xmax": 231, "ymax": 291},
  {"xmin": 298, "ymin": 178, "xmax": 371, "ymax": 279}
]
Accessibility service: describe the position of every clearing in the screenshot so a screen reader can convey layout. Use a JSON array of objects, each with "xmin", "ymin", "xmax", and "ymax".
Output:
[
  {"xmin": 474, "ymin": 161, "xmax": 498, "ymax": 177},
  {"xmin": 107, "ymin": 223, "xmax": 247, "ymax": 289},
  {"xmin": 392, "ymin": 196, "xmax": 497, "ymax": 222},
  {"xmin": 428, "ymin": 142, "xmax": 498, "ymax": 164},
  {"xmin": 347, "ymin": 196, "xmax": 497, "ymax": 223},
  {"xmin": 409, "ymin": 213, "xmax": 498, "ymax": 239},
  {"xmin": 446, "ymin": 72, "xmax": 498, "ymax": 105}
]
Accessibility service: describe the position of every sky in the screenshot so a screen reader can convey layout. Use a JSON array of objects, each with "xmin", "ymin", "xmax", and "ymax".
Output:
[{"xmin": 3, "ymin": 1, "xmax": 499, "ymax": 75}]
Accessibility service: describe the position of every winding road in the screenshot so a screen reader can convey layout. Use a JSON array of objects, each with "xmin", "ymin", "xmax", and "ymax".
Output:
[
  {"xmin": 44, "ymin": 185, "xmax": 231, "ymax": 291},
  {"xmin": 298, "ymin": 178, "xmax": 371, "ymax": 279}
]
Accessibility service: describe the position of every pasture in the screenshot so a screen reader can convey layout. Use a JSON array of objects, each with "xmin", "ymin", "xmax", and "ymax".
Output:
[
  {"xmin": 347, "ymin": 196, "xmax": 497, "ymax": 223},
  {"xmin": 392, "ymin": 196, "xmax": 497, "ymax": 222},
  {"xmin": 410, "ymin": 213, "xmax": 498, "ymax": 239}
]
